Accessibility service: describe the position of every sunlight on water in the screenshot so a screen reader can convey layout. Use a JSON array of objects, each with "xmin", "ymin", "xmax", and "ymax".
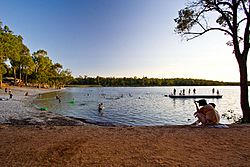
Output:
[{"xmin": 34, "ymin": 86, "xmax": 241, "ymax": 126}]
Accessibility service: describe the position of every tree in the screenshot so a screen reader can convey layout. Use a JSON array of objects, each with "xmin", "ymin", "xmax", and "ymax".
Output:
[
  {"xmin": 50, "ymin": 63, "xmax": 63, "ymax": 88},
  {"xmin": 32, "ymin": 50, "xmax": 53, "ymax": 88},
  {"xmin": 8, "ymin": 35, "xmax": 23, "ymax": 85},
  {"xmin": 0, "ymin": 20, "xmax": 20, "ymax": 87},
  {"xmin": 175, "ymin": 0, "xmax": 250, "ymax": 122},
  {"xmin": 20, "ymin": 45, "xmax": 35, "ymax": 85},
  {"xmin": 58, "ymin": 69, "xmax": 73, "ymax": 87},
  {"xmin": 53, "ymin": 63, "xmax": 63, "ymax": 74},
  {"xmin": 19, "ymin": 44, "xmax": 31, "ymax": 80}
]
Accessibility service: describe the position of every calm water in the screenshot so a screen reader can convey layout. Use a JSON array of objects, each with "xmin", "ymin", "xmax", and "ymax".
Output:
[{"xmin": 34, "ymin": 86, "xmax": 242, "ymax": 126}]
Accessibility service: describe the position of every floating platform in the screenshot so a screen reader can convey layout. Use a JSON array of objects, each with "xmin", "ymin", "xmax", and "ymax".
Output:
[{"xmin": 166, "ymin": 94, "xmax": 223, "ymax": 99}]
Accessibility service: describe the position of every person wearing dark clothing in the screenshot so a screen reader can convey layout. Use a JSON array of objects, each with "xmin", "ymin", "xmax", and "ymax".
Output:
[{"xmin": 173, "ymin": 88, "xmax": 176, "ymax": 95}]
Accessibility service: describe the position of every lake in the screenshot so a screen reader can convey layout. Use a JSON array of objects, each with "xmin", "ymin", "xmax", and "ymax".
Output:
[{"xmin": 34, "ymin": 86, "xmax": 242, "ymax": 126}]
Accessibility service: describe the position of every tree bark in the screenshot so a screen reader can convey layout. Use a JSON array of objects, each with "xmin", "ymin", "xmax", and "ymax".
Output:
[
  {"xmin": 13, "ymin": 67, "xmax": 17, "ymax": 86},
  {"xmin": 25, "ymin": 73, "xmax": 28, "ymax": 86},
  {"xmin": 238, "ymin": 57, "xmax": 250, "ymax": 122},
  {"xmin": 19, "ymin": 64, "xmax": 22, "ymax": 81},
  {"xmin": 0, "ymin": 73, "xmax": 2, "ymax": 88}
]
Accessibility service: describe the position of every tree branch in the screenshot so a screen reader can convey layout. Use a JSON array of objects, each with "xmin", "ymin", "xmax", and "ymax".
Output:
[
  {"xmin": 238, "ymin": 18, "xmax": 247, "ymax": 26},
  {"xmin": 213, "ymin": 1, "xmax": 234, "ymax": 32},
  {"xmin": 230, "ymin": 0, "xmax": 242, "ymax": 57},
  {"xmin": 217, "ymin": 1, "xmax": 234, "ymax": 10},
  {"xmin": 240, "ymin": 0, "xmax": 249, "ymax": 17},
  {"xmin": 183, "ymin": 27, "xmax": 233, "ymax": 40},
  {"xmin": 242, "ymin": 1, "xmax": 250, "ymax": 59},
  {"xmin": 197, "ymin": 21, "xmax": 207, "ymax": 31}
]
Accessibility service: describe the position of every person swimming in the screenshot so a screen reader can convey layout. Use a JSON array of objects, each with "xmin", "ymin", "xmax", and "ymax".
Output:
[{"xmin": 98, "ymin": 103, "xmax": 104, "ymax": 112}]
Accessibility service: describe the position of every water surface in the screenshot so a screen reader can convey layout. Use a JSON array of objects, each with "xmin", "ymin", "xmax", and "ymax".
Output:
[{"xmin": 34, "ymin": 86, "xmax": 241, "ymax": 126}]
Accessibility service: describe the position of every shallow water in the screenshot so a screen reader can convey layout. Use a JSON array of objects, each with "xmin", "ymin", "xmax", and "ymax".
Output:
[{"xmin": 34, "ymin": 86, "xmax": 241, "ymax": 126}]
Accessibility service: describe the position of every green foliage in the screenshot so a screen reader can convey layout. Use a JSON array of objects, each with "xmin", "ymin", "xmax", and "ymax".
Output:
[
  {"xmin": 221, "ymin": 110, "xmax": 241, "ymax": 123},
  {"xmin": 221, "ymin": 109, "xmax": 250, "ymax": 124},
  {"xmin": 0, "ymin": 18, "xmax": 73, "ymax": 88},
  {"xmin": 0, "ymin": 20, "xmax": 23, "ymax": 86},
  {"xmin": 70, "ymin": 76, "xmax": 227, "ymax": 87},
  {"xmin": 174, "ymin": 8, "xmax": 196, "ymax": 33}
]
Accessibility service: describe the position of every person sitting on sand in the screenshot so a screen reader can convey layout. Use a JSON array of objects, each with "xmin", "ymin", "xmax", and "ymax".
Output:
[
  {"xmin": 192, "ymin": 99, "xmax": 220, "ymax": 126},
  {"xmin": 209, "ymin": 102, "xmax": 220, "ymax": 123}
]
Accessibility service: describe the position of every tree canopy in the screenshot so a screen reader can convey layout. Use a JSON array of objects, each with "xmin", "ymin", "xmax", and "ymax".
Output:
[
  {"xmin": 0, "ymin": 19, "xmax": 73, "ymax": 88},
  {"xmin": 70, "ymin": 76, "xmax": 230, "ymax": 87},
  {"xmin": 175, "ymin": 0, "xmax": 250, "ymax": 122}
]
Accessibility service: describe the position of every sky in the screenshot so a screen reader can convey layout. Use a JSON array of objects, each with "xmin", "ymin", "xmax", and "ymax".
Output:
[{"xmin": 0, "ymin": 0, "xmax": 245, "ymax": 82}]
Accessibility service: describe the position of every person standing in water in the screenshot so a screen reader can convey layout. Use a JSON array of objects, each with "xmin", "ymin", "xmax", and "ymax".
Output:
[
  {"xmin": 56, "ymin": 95, "xmax": 61, "ymax": 103},
  {"xmin": 193, "ymin": 88, "xmax": 196, "ymax": 94},
  {"xmin": 98, "ymin": 103, "xmax": 104, "ymax": 112},
  {"xmin": 173, "ymin": 88, "xmax": 176, "ymax": 95}
]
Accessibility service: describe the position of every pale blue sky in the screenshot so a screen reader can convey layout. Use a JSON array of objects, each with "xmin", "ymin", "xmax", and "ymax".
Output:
[{"xmin": 0, "ymin": 0, "xmax": 244, "ymax": 82}]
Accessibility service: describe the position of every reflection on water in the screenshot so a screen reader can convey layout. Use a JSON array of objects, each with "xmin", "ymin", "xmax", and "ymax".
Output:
[{"xmin": 34, "ymin": 86, "xmax": 241, "ymax": 126}]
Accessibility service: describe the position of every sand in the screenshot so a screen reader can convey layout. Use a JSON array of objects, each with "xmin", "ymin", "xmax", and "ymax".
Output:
[
  {"xmin": 0, "ymin": 87, "xmax": 250, "ymax": 167},
  {"xmin": 1, "ymin": 125, "xmax": 250, "ymax": 167}
]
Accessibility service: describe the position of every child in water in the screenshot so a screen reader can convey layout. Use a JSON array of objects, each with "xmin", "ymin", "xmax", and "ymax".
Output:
[{"xmin": 98, "ymin": 103, "xmax": 104, "ymax": 112}]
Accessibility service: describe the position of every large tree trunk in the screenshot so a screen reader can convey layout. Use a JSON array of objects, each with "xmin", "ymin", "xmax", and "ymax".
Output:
[
  {"xmin": 238, "ymin": 58, "xmax": 250, "ymax": 122},
  {"xmin": 0, "ymin": 73, "xmax": 2, "ymax": 88},
  {"xmin": 19, "ymin": 65, "xmax": 22, "ymax": 81},
  {"xmin": 13, "ymin": 67, "xmax": 17, "ymax": 86},
  {"xmin": 25, "ymin": 73, "xmax": 28, "ymax": 86}
]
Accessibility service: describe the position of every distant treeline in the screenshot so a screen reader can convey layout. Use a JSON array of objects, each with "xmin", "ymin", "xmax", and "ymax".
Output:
[{"xmin": 70, "ymin": 76, "xmax": 240, "ymax": 87}]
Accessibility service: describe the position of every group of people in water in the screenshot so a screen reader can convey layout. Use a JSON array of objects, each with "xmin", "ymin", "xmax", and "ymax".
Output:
[
  {"xmin": 173, "ymin": 88, "xmax": 196, "ymax": 95},
  {"xmin": 55, "ymin": 94, "xmax": 105, "ymax": 112},
  {"xmin": 173, "ymin": 88, "xmax": 220, "ymax": 96},
  {"xmin": 52, "ymin": 91, "xmax": 221, "ymax": 126}
]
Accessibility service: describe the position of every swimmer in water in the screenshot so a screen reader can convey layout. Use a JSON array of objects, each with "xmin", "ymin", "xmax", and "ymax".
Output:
[{"xmin": 98, "ymin": 103, "xmax": 104, "ymax": 112}]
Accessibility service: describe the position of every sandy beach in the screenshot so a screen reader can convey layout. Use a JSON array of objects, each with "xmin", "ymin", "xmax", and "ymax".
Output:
[{"xmin": 0, "ymin": 87, "xmax": 250, "ymax": 167}]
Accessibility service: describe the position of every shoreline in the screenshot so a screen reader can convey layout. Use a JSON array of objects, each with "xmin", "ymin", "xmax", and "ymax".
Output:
[
  {"xmin": 0, "ymin": 86, "xmax": 86, "ymax": 126},
  {"xmin": 1, "ymin": 87, "xmax": 250, "ymax": 166}
]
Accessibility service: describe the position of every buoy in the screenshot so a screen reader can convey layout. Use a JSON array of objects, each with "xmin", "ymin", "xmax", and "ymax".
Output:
[
  {"xmin": 40, "ymin": 107, "xmax": 48, "ymax": 111},
  {"xmin": 68, "ymin": 100, "xmax": 75, "ymax": 104}
]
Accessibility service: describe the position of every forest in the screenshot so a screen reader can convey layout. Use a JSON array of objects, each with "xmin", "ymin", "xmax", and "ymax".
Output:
[
  {"xmin": 0, "ymin": 20, "xmax": 73, "ymax": 88},
  {"xmin": 70, "ymin": 76, "xmax": 238, "ymax": 87},
  {"xmin": 0, "ymin": 19, "xmax": 240, "ymax": 88}
]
